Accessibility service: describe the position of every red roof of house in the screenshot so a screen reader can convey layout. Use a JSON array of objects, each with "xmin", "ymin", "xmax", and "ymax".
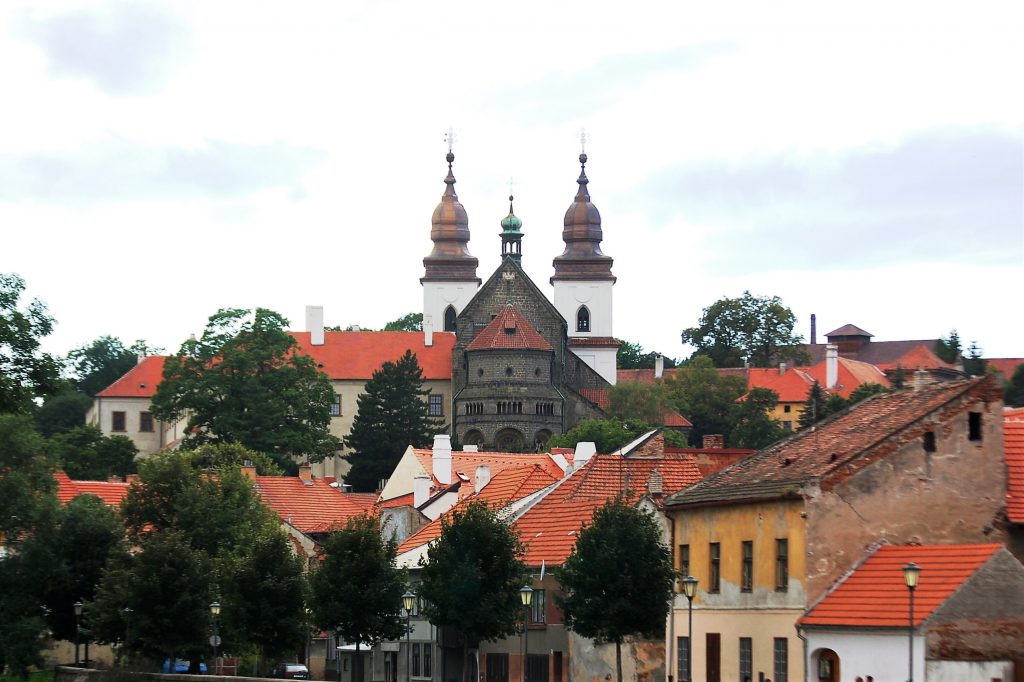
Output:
[
  {"xmin": 1005, "ymin": 409, "xmax": 1024, "ymax": 524},
  {"xmin": 744, "ymin": 367, "xmax": 815, "ymax": 403},
  {"xmin": 255, "ymin": 476, "xmax": 378, "ymax": 534},
  {"xmin": 54, "ymin": 470, "xmax": 131, "ymax": 507},
  {"xmin": 576, "ymin": 387, "xmax": 610, "ymax": 411},
  {"xmin": 799, "ymin": 544, "xmax": 1002, "ymax": 627},
  {"xmin": 466, "ymin": 306, "xmax": 552, "ymax": 352},
  {"xmin": 803, "ymin": 357, "xmax": 891, "ymax": 399},
  {"xmin": 406, "ymin": 449, "xmax": 566, "ymax": 503},
  {"xmin": 988, "ymin": 358, "xmax": 1024, "ymax": 380},
  {"xmin": 96, "ymin": 356, "xmax": 167, "ymax": 398}
]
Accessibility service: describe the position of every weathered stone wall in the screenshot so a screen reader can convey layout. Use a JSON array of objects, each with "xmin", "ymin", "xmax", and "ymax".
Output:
[{"xmin": 567, "ymin": 634, "xmax": 665, "ymax": 682}]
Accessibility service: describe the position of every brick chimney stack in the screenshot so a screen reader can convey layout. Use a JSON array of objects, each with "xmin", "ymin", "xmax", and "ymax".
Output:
[{"xmin": 703, "ymin": 434, "xmax": 724, "ymax": 449}]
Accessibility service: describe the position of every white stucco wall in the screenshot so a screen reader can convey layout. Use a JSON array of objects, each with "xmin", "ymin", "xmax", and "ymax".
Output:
[
  {"xmin": 553, "ymin": 280, "xmax": 613, "ymax": 337},
  {"xmin": 423, "ymin": 281, "xmax": 478, "ymax": 335},
  {"xmin": 804, "ymin": 629, "xmax": 923, "ymax": 682}
]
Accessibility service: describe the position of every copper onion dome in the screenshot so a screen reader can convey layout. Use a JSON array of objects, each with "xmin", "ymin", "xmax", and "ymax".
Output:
[
  {"xmin": 552, "ymin": 153, "xmax": 614, "ymax": 282},
  {"xmin": 422, "ymin": 151, "xmax": 480, "ymax": 283}
]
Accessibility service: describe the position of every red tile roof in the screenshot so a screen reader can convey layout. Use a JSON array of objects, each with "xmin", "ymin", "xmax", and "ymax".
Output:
[
  {"xmin": 406, "ymin": 449, "xmax": 566, "ymax": 502},
  {"xmin": 466, "ymin": 306, "xmax": 552, "ymax": 351},
  {"xmin": 988, "ymin": 358, "xmax": 1024, "ymax": 380},
  {"xmin": 667, "ymin": 376, "xmax": 998, "ymax": 508},
  {"xmin": 54, "ymin": 470, "xmax": 131, "ymax": 507},
  {"xmin": 96, "ymin": 356, "xmax": 167, "ymax": 398},
  {"xmin": 568, "ymin": 337, "xmax": 621, "ymax": 348},
  {"xmin": 799, "ymin": 544, "xmax": 1002, "ymax": 627},
  {"xmin": 255, "ymin": 476, "xmax": 377, "ymax": 534},
  {"xmin": 1006, "ymin": 410, "xmax": 1024, "ymax": 524},
  {"xmin": 744, "ymin": 367, "xmax": 814, "ymax": 403},
  {"xmin": 804, "ymin": 357, "xmax": 891, "ymax": 399},
  {"xmin": 576, "ymin": 387, "xmax": 610, "ymax": 411}
]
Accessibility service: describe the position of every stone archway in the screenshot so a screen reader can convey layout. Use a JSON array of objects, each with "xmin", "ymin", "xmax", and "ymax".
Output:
[
  {"xmin": 495, "ymin": 428, "xmax": 525, "ymax": 452},
  {"xmin": 811, "ymin": 648, "xmax": 840, "ymax": 682},
  {"xmin": 534, "ymin": 429, "xmax": 553, "ymax": 452},
  {"xmin": 463, "ymin": 430, "xmax": 484, "ymax": 447}
]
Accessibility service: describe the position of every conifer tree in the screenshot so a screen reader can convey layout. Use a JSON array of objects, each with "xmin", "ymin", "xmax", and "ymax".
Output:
[
  {"xmin": 797, "ymin": 381, "xmax": 849, "ymax": 429},
  {"xmin": 344, "ymin": 350, "xmax": 442, "ymax": 492}
]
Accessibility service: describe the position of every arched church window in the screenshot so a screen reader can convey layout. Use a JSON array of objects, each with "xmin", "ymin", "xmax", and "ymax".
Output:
[
  {"xmin": 576, "ymin": 306, "xmax": 590, "ymax": 333},
  {"xmin": 444, "ymin": 306, "xmax": 457, "ymax": 332}
]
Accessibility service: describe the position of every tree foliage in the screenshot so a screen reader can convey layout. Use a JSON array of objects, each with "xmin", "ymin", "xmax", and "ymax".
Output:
[
  {"xmin": 847, "ymin": 382, "xmax": 888, "ymax": 404},
  {"xmin": 151, "ymin": 308, "xmax": 341, "ymax": 471},
  {"xmin": 797, "ymin": 382, "xmax": 848, "ymax": 430},
  {"xmin": 344, "ymin": 350, "xmax": 442, "ymax": 492},
  {"xmin": 935, "ymin": 329, "xmax": 962, "ymax": 364},
  {"xmin": 48, "ymin": 425, "xmax": 138, "ymax": 480},
  {"xmin": 311, "ymin": 515, "xmax": 405, "ymax": 682},
  {"xmin": 663, "ymin": 356, "xmax": 747, "ymax": 445},
  {"xmin": 67, "ymin": 336, "xmax": 162, "ymax": 397},
  {"xmin": 0, "ymin": 273, "xmax": 62, "ymax": 413},
  {"xmin": 34, "ymin": 389, "xmax": 92, "ymax": 437},
  {"xmin": 383, "ymin": 312, "xmax": 424, "ymax": 332},
  {"xmin": 616, "ymin": 340, "xmax": 677, "ymax": 370},
  {"xmin": 963, "ymin": 341, "xmax": 986, "ymax": 376},
  {"xmin": 547, "ymin": 418, "xmax": 653, "ymax": 454},
  {"xmin": 729, "ymin": 388, "xmax": 787, "ymax": 450},
  {"xmin": 681, "ymin": 291, "xmax": 808, "ymax": 368},
  {"xmin": 607, "ymin": 382, "xmax": 671, "ymax": 425},
  {"xmin": 187, "ymin": 442, "xmax": 284, "ymax": 476},
  {"xmin": 0, "ymin": 414, "xmax": 56, "ymax": 541},
  {"xmin": 555, "ymin": 498, "xmax": 675, "ymax": 682},
  {"xmin": 418, "ymin": 500, "xmax": 528, "ymax": 682},
  {"xmin": 1006, "ymin": 365, "xmax": 1024, "ymax": 408}
]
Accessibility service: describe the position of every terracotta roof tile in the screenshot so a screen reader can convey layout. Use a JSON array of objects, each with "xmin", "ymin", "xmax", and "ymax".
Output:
[
  {"xmin": 667, "ymin": 376, "xmax": 996, "ymax": 508},
  {"xmin": 799, "ymin": 544, "xmax": 1002, "ymax": 627},
  {"xmin": 1005, "ymin": 412, "xmax": 1024, "ymax": 523},
  {"xmin": 54, "ymin": 470, "xmax": 131, "ymax": 507},
  {"xmin": 804, "ymin": 357, "xmax": 891, "ymax": 399},
  {"xmin": 576, "ymin": 387, "xmax": 610, "ymax": 411},
  {"xmin": 568, "ymin": 337, "xmax": 621, "ymax": 348},
  {"xmin": 96, "ymin": 356, "xmax": 167, "ymax": 398},
  {"xmin": 466, "ymin": 306, "xmax": 552, "ymax": 352},
  {"xmin": 255, "ymin": 476, "xmax": 377, "ymax": 534},
  {"xmin": 988, "ymin": 358, "xmax": 1024, "ymax": 379}
]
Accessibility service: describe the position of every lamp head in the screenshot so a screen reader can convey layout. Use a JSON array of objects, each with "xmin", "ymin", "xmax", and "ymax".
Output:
[
  {"xmin": 74, "ymin": 601, "xmax": 83, "ymax": 616},
  {"xmin": 402, "ymin": 591, "xmax": 416, "ymax": 613},
  {"xmin": 902, "ymin": 562, "xmax": 921, "ymax": 589},
  {"xmin": 210, "ymin": 601, "xmax": 221, "ymax": 616},
  {"xmin": 519, "ymin": 585, "xmax": 534, "ymax": 607}
]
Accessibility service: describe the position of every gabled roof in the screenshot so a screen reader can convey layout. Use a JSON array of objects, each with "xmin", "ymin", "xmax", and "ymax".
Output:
[
  {"xmin": 825, "ymin": 324, "xmax": 874, "ymax": 338},
  {"xmin": 96, "ymin": 356, "xmax": 167, "ymax": 398},
  {"xmin": 255, "ymin": 476, "xmax": 378, "ymax": 534},
  {"xmin": 406, "ymin": 449, "xmax": 566, "ymax": 502},
  {"xmin": 803, "ymin": 357, "xmax": 891, "ymax": 399},
  {"xmin": 988, "ymin": 358, "xmax": 1024, "ymax": 379},
  {"xmin": 807, "ymin": 340, "xmax": 953, "ymax": 371},
  {"xmin": 1006, "ymin": 408, "xmax": 1024, "ymax": 524},
  {"xmin": 744, "ymin": 367, "xmax": 815, "ymax": 403},
  {"xmin": 575, "ymin": 387, "xmax": 610, "ymax": 411},
  {"xmin": 799, "ymin": 543, "xmax": 1003, "ymax": 627},
  {"xmin": 466, "ymin": 306, "xmax": 552, "ymax": 351},
  {"xmin": 666, "ymin": 376, "xmax": 996, "ymax": 508},
  {"xmin": 54, "ymin": 470, "xmax": 131, "ymax": 507}
]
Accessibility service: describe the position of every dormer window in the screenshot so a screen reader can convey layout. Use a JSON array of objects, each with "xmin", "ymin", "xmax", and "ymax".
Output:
[
  {"xmin": 443, "ymin": 305, "xmax": 457, "ymax": 332},
  {"xmin": 576, "ymin": 306, "xmax": 590, "ymax": 333}
]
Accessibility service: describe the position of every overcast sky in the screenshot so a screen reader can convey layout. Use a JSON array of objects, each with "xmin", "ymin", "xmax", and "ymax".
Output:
[{"xmin": 3, "ymin": 1, "xmax": 1022, "ymax": 364}]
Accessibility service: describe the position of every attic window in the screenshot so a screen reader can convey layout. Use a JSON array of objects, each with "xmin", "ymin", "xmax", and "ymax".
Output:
[
  {"xmin": 504, "ymin": 318, "xmax": 517, "ymax": 334},
  {"xmin": 923, "ymin": 430, "xmax": 936, "ymax": 453},
  {"xmin": 968, "ymin": 412, "xmax": 982, "ymax": 441}
]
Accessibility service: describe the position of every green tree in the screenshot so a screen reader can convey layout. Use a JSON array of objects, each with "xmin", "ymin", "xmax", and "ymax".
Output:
[
  {"xmin": 607, "ymin": 382, "xmax": 670, "ymax": 425},
  {"xmin": 0, "ymin": 555, "xmax": 48, "ymax": 677},
  {"xmin": 847, "ymin": 382, "xmax": 888, "ymax": 404},
  {"xmin": 67, "ymin": 336, "xmax": 162, "ymax": 397},
  {"xmin": 935, "ymin": 329, "xmax": 962, "ymax": 364},
  {"xmin": 0, "ymin": 414, "xmax": 56, "ymax": 541},
  {"xmin": 187, "ymin": 442, "xmax": 284, "ymax": 476},
  {"xmin": 34, "ymin": 388, "xmax": 93, "ymax": 437},
  {"xmin": 344, "ymin": 350, "xmax": 442, "ymax": 492},
  {"xmin": 555, "ymin": 498, "xmax": 676, "ymax": 682},
  {"xmin": 0, "ymin": 273, "xmax": 62, "ymax": 413},
  {"xmin": 681, "ymin": 291, "xmax": 808, "ymax": 368},
  {"xmin": 797, "ymin": 382, "xmax": 847, "ymax": 429},
  {"xmin": 547, "ymin": 418, "xmax": 653, "ymax": 454},
  {"xmin": 963, "ymin": 341, "xmax": 986, "ymax": 376},
  {"xmin": 418, "ymin": 500, "xmax": 528, "ymax": 682},
  {"xmin": 383, "ymin": 312, "xmax": 424, "ymax": 332},
  {"xmin": 663, "ymin": 356, "xmax": 747, "ymax": 446},
  {"xmin": 310, "ymin": 515, "xmax": 406, "ymax": 682},
  {"xmin": 48, "ymin": 425, "xmax": 138, "ymax": 480},
  {"xmin": 151, "ymin": 308, "xmax": 341, "ymax": 471},
  {"xmin": 616, "ymin": 340, "xmax": 678, "ymax": 370},
  {"xmin": 729, "ymin": 388, "xmax": 787, "ymax": 449},
  {"xmin": 1005, "ymin": 365, "xmax": 1024, "ymax": 408}
]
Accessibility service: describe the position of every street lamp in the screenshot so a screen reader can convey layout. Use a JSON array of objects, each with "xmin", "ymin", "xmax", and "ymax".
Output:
[
  {"xmin": 210, "ymin": 601, "xmax": 221, "ymax": 675},
  {"xmin": 519, "ymin": 585, "xmax": 534, "ymax": 682},
  {"xmin": 403, "ymin": 591, "xmax": 416, "ymax": 682},
  {"xmin": 122, "ymin": 607, "xmax": 133, "ymax": 668},
  {"xmin": 681, "ymin": 577, "xmax": 698, "ymax": 682},
  {"xmin": 74, "ymin": 601, "xmax": 83, "ymax": 666},
  {"xmin": 902, "ymin": 563, "xmax": 921, "ymax": 682}
]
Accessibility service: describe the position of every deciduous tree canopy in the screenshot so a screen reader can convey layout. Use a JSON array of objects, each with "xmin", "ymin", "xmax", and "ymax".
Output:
[
  {"xmin": 48, "ymin": 425, "xmax": 138, "ymax": 481},
  {"xmin": 0, "ymin": 273, "xmax": 62, "ymax": 413},
  {"xmin": 67, "ymin": 336, "xmax": 162, "ymax": 397}
]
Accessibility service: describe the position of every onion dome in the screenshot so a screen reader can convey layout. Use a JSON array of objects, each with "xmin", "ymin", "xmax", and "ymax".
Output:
[
  {"xmin": 500, "ymin": 195, "xmax": 523, "ymax": 264},
  {"xmin": 552, "ymin": 153, "xmax": 614, "ymax": 282},
  {"xmin": 422, "ymin": 152, "xmax": 480, "ymax": 283}
]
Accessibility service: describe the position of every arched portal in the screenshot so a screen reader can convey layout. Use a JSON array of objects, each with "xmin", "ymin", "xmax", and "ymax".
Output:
[
  {"xmin": 495, "ymin": 428, "xmax": 525, "ymax": 453},
  {"xmin": 811, "ymin": 648, "xmax": 840, "ymax": 682}
]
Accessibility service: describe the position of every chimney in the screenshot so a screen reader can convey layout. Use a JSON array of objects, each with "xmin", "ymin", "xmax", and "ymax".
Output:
[
  {"xmin": 655, "ymin": 354, "xmax": 664, "ymax": 379},
  {"xmin": 432, "ymin": 434, "xmax": 453, "ymax": 485},
  {"xmin": 462, "ymin": 445, "xmax": 479, "ymax": 452},
  {"xmin": 779, "ymin": 362, "xmax": 787, "ymax": 375},
  {"xmin": 475, "ymin": 465, "xmax": 491, "ymax": 494},
  {"xmin": 913, "ymin": 368, "xmax": 932, "ymax": 391},
  {"xmin": 413, "ymin": 475, "xmax": 431, "ymax": 507},
  {"xmin": 825, "ymin": 344, "xmax": 839, "ymax": 389},
  {"xmin": 573, "ymin": 442, "xmax": 597, "ymax": 468},
  {"xmin": 299, "ymin": 465, "xmax": 313, "ymax": 484},
  {"xmin": 424, "ymin": 315, "xmax": 434, "ymax": 347},
  {"xmin": 241, "ymin": 459, "xmax": 257, "ymax": 482},
  {"xmin": 306, "ymin": 305, "xmax": 325, "ymax": 346},
  {"xmin": 810, "ymin": 313, "xmax": 817, "ymax": 345},
  {"xmin": 702, "ymin": 434, "xmax": 724, "ymax": 449},
  {"xmin": 647, "ymin": 469, "xmax": 664, "ymax": 496}
]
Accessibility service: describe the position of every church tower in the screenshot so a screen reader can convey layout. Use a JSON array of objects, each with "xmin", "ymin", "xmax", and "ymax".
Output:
[
  {"xmin": 421, "ymin": 149, "xmax": 481, "ymax": 335},
  {"xmin": 551, "ymin": 151, "xmax": 618, "ymax": 384},
  {"xmin": 499, "ymin": 195, "xmax": 523, "ymax": 264}
]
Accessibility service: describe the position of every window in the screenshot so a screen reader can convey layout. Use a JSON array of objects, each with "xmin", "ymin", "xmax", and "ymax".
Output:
[
  {"xmin": 676, "ymin": 637, "xmax": 690, "ymax": 682},
  {"xmin": 576, "ymin": 306, "xmax": 590, "ymax": 332},
  {"xmin": 429, "ymin": 394, "xmax": 443, "ymax": 417},
  {"xmin": 741, "ymin": 541, "xmax": 753, "ymax": 592},
  {"xmin": 776, "ymin": 539, "xmax": 789, "ymax": 591},
  {"xmin": 330, "ymin": 394, "xmax": 341, "ymax": 417},
  {"xmin": 923, "ymin": 430, "xmax": 936, "ymax": 452},
  {"xmin": 773, "ymin": 638, "xmax": 788, "ymax": 682},
  {"xmin": 139, "ymin": 411, "xmax": 154, "ymax": 433},
  {"xmin": 969, "ymin": 412, "xmax": 982, "ymax": 441},
  {"xmin": 782, "ymin": 420, "xmax": 793, "ymax": 432},
  {"xmin": 412, "ymin": 643, "xmax": 420, "ymax": 677},
  {"xmin": 739, "ymin": 638, "xmax": 752, "ymax": 682},
  {"xmin": 709, "ymin": 542, "xmax": 720, "ymax": 592},
  {"xmin": 783, "ymin": 404, "xmax": 792, "ymax": 413},
  {"xmin": 423, "ymin": 642, "xmax": 431, "ymax": 678},
  {"xmin": 679, "ymin": 544, "xmax": 690, "ymax": 578},
  {"xmin": 526, "ymin": 654, "xmax": 549, "ymax": 682},
  {"xmin": 444, "ymin": 305, "xmax": 457, "ymax": 332},
  {"xmin": 112, "ymin": 411, "xmax": 126, "ymax": 432},
  {"xmin": 530, "ymin": 589, "xmax": 545, "ymax": 623}
]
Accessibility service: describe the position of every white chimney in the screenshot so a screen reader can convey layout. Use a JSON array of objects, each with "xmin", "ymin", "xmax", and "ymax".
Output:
[
  {"xmin": 826, "ymin": 343, "xmax": 839, "ymax": 389},
  {"xmin": 655, "ymin": 354, "xmax": 664, "ymax": 379},
  {"xmin": 424, "ymin": 314, "xmax": 434, "ymax": 347},
  {"xmin": 779, "ymin": 362, "xmax": 787, "ymax": 375},
  {"xmin": 306, "ymin": 305, "xmax": 325, "ymax": 346},
  {"xmin": 475, "ymin": 465, "xmax": 491, "ymax": 494},
  {"xmin": 462, "ymin": 445, "xmax": 479, "ymax": 452},
  {"xmin": 573, "ymin": 442, "xmax": 597, "ymax": 468},
  {"xmin": 432, "ymin": 434, "xmax": 452, "ymax": 485},
  {"xmin": 413, "ymin": 475, "xmax": 431, "ymax": 507}
]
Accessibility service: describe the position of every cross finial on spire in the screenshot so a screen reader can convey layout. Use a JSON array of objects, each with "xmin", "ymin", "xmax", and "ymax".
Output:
[
  {"xmin": 508, "ymin": 176, "xmax": 515, "ymax": 196},
  {"xmin": 445, "ymin": 127, "xmax": 457, "ymax": 154},
  {"xmin": 579, "ymin": 128, "xmax": 590, "ymax": 154}
]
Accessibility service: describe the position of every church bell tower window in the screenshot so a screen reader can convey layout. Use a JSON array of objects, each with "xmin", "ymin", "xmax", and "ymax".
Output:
[
  {"xmin": 576, "ymin": 306, "xmax": 590, "ymax": 333},
  {"xmin": 444, "ymin": 306, "xmax": 457, "ymax": 332}
]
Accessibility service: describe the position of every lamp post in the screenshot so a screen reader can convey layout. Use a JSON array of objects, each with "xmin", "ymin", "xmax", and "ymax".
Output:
[
  {"xmin": 74, "ymin": 601, "xmax": 83, "ymax": 666},
  {"xmin": 902, "ymin": 563, "xmax": 921, "ymax": 682},
  {"xmin": 519, "ymin": 585, "xmax": 533, "ymax": 682},
  {"xmin": 210, "ymin": 601, "xmax": 221, "ymax": 675},
  {"xmin": 681, "ymin": 577, "xmax": 698, "ymax": 682},
  {"xmin": 122, "ymin": 607, "xmax": 133, "ymax": 668},
  {"xmin": 403, "ymin": 591, "xmax": 416, "ymax": 682},
  {"xmin": 336, "ymin": 644, "xmax": 343, "ymax": 682}
]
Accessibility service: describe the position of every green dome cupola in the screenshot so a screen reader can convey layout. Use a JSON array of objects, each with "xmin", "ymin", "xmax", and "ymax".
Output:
[{"xmin": 500, "ymin": 194, "xmax": 523, "ymax": 264}]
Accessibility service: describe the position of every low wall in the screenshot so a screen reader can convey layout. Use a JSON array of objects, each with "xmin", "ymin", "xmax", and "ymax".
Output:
[{"xmin": 55, "ymin": 667, "xmax": 271, "ymax": 682}]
